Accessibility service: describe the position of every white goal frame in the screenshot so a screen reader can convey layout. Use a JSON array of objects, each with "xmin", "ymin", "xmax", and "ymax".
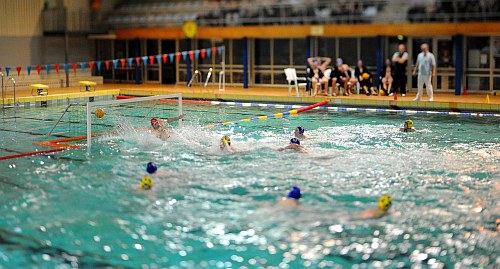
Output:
[{"xmin": 86, "ymin": 93, "xmax": 183, "ymax": 149}]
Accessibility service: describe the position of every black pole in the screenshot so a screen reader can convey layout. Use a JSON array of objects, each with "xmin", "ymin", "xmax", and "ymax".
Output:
[{"xmin": 64, "ymin": 31, "xmax": 69, "ymax": 87}]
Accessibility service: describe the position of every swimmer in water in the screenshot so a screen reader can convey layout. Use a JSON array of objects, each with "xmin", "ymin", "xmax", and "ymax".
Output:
[
  {"xmin": 278, "ymin": 138, "xmax": 307, "ymax": 153},
  {"xmin": 356, "ymin": 195, "xmax": 392, "ymax": 220},
  {"xmin": 220, "ymin": 135, "xmax": 237, "ymax": 152},
  {"xmin": 399, "ymin": 119, "xmax": 417, "ymax": 132},
  {"xmin": 477, "ymin": 218, "xmax": 500, "ymax": 236},
  {"xmin": 294, "ymin": 126, "xmax": 308, "ymax": 140},
  {"xmin": 150, "ymin": 115, "xmax": 184, "ymax": 140},
  {"xmin": 279, "ymin": 186, "xmax": 302, "ymax": 207}
]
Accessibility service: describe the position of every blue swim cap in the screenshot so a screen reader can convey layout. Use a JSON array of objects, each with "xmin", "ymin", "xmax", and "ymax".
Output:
[
  {"xmin": 146, "ymin": 162, "xmax": 157, "ymax": 174},
  {"xmin": 297, "ymin": 127, "xmax": 305, "ymax": 135},
  {"xmin": 290, "ymin": 138, "xmax": 300, "ymax": 145},
  {"xmin": 287, "ymin": 186, "xmax": 302, "ymax": 199}
]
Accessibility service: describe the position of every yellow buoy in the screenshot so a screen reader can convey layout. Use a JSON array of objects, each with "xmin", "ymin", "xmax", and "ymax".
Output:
[{"xmin": 95, "ymin": 108, "xmax": 105, "ymax": 118}]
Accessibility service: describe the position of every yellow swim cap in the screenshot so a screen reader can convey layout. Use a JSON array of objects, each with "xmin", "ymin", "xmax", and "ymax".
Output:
[
  {"xmin": 378, "ymin": 195, "xmax": 392, "ymax": 211},
  {"xmin": 405, "ymin": 120, "xmax": 413, "ymax": 129},
  {"xmin": 140, "ymin": 175, "xmax": 153, "ymax": 190},
  {"xmin": 220, "ymin": 135, "xmax": 231, "ymax": 148}
]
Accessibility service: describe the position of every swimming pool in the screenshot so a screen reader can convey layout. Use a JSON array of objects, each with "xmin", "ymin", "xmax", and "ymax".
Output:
[{"xmin": 0, "ymin": 102, "xmax": 499, "ymax": 268}]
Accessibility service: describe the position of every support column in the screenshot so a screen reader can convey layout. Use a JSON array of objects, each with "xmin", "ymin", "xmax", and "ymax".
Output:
[
  {"xmin": 134, "ymin": 38, "xmax": 141, "ymax": 84},
  {"xmin": 455, "ymin": 34, "xmax": 463, "ymax": 95},
  {"xmin": 186, "ymin": 39, "xmax": 192, "ymax": 85},
  {"xmin": 243, "ymin": 37, "xmax": 248, "ymax": 89},
  {"xmin": 376, "ymin": 35, "xmax": 382, "ymax": 86},
  {"xmin": 306, "ymin": 36, "xmax": 311, "ymax": 66}
]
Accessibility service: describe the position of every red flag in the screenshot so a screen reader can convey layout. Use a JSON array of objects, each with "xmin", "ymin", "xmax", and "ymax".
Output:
[
  {"xmin": 54, "ymin": 64, "xmax": 60, "ymax": 74},
  {"xmin": 89, "ymin": 61, "xmax": 94, "ymax": 71},
  {"xmin": 120, "ymin": 59, "xmax": 125, "ymax": 68},
  {"xmin": 72, "ymin": 63, "xmax": 77, "ymax": 73},
  {"xmin": 149, "ymin": 56, "xmax": 154, "ymax": 65},
  {"xmin": 105, "ymin": 60, "xmax": 110, "ymax": 70},
  {"xmin": 162, "ymin": 54, "xmax": 168, "ymax": 64},
  {"xmin": 201, "ymin": 49, "xmax": 206, "ymax": 59},
  {"xmin": 135, "ymin": 57, "xmax": 140, "ymax": 65},
  {"xmin": 16, "ymin": 67, "xmax": 21, "ymax": 76},
  {"xmin": 212, "ymin": 47, "xmax": 217, "ymax": 56},
  {"xmin": 175, "ymin": 52, "xmax": 181, "ymax": 62},
  {"xmin": 36, "ymin": 65, "xmax": 42, "ymax": 75},
  {"xmin": 189, "ymin": 51, "xmax": 194, "ymax": 60}
]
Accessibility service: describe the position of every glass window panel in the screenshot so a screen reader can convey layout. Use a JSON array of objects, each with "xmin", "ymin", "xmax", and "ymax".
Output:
[
  {"xmin": 255, "ymin": 73, "xmax": 271, "ymax": 84},
  {"xmin": 146, "ymin": 39, "xmax": 158, "ymax": 55},
  {"xmin": 338, "ymin": 38, "xmax": 358, "ymax": 66},
  {"xmin": 255, "ymin": 39, "xmax": 270, "ymax": 65},
  {"xmin": 274, "ymin": 39, "xmax": 290, "ymax": 66},
  {"xmin": 233, "ymin": 39, "xmax": 245, "ymax": 65},
  {"xmin": 466, "ymin": 36, "xmax": 489, "ymax": 68},
  {"xmin": 317, "ymin": 38, "xmax": 336, "ymax": 59},
  {"xmin": 198, "ymin": 39, "xmax": 213, "ymax": 65},
  {"xmin": 437, "ymin": 38, "xmax": 454, "ymax": 68},
  {"xmin": 292, "ymin": 38, "xmax": 307, "ymax": 66},
  {"xmin": 360, "ymin": 37, "xmax": 377, "ymax": 67},
  {"xmin": 115, "ymin": 40, "xmax": 126, "ymax": 59}
]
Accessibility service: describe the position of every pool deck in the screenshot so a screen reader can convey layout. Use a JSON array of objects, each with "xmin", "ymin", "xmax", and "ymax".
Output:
[{"xmin": 2, "ymin": 83, "xmax": 499, "ymax": 112}]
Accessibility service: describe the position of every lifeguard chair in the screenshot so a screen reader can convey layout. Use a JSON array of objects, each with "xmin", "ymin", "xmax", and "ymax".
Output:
[
  {"xmin": 79, "ymin": 80, "xmax": 97, "ymax": 92},
  {"xmin": 29, "ymin": 84, "xmax": 49, "ymax": 96}
]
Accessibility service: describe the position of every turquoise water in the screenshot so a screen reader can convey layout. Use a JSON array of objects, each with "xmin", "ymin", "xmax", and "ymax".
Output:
[{"xmin": 0, "ymin": 104, "xmax": 499, "ymax": 268}]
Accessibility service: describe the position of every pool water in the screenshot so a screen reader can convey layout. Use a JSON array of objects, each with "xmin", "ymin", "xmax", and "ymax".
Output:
[{"xmin": 0, "ymin": 103, "xmax": 499, "ymax": 268}]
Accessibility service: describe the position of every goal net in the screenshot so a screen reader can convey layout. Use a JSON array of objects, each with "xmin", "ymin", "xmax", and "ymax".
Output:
[{"xmin": 85, "ymin": 94, "xmax": 183, "ymax": 148}]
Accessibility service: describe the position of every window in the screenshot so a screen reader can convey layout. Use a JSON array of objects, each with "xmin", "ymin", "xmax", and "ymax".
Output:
[
  {"xmin": 274, "ymin": 39, "xmax": 290, "ymax": 66},
  {"xmin": 255, "ymin": 39, "xmax": 271, "ymax": 65},
  {"xmin": 338, "ymin": 38, "xmax": 357, "ymax": 66},
  {"xmin": 292, "ymin": 38, "xmax": 307, "ymax": 66}
]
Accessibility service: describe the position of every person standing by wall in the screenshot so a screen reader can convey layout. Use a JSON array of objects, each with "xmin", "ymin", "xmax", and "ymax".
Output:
[
  {"xmin": 392, "ymin": 44, "xmax": 409, "ymax": 96},
  {"xmin": 412, "ymin": 43, "xmax": 436, "ymax": 102}
]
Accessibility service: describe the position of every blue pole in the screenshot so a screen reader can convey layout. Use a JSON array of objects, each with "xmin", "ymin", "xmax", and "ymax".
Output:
[
  {"xmin": 243, "ymin": 37, "xmax": 248, "ymax": 89},
  {"xmin": 186, "ymin": 39, "xmax": 191, "ymax": 85},
  {"xmin": 455, "ymin": 34, "xmax": 463, "ymax": 95},
  {"xmin": 134, "ymin": 38, "xmax": 140, "ymax": 84},
  {"xmin": 376, "ymin": 35, "xmax": 382, "ymax": 86},
  {"xmin": 306, "ymin": 36, "xmax": 311, "ymax": 68}
]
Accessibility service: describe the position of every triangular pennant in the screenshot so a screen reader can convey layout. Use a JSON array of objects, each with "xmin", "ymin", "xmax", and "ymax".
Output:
[
  {"xmin": 16, "ymin": 66, "xmax": 21, "ymax": 76},
  {"xmin": 54, "ymin": 64, "xmax": 60, "ymax": 74},
  {"xmin": 175, "ymin": 53, "xmax": 181, "ymax": 62},
  {"xmin": 89, "ymin": 61, "xmax": 94, "ymax": 71},
  {"xmin": 45, "ymin": 65, "xmax": 51, "ymax": 74},
  {"xmin": 201, "ymin": 49, "xmax": 206, "ymax": 59},
  {"xmin": 120, "ymin": 59, "xmax": 126, "ymax": 68},
  {"xmin": 149, "ymin": 56, "xmax": 154, "ymax": 65},
  {"xmin": 80, "ymin": 62, "xmax": 85, "ymax": 72},
  {"xmin": 105, "ymin": 60, "xmax": 110, "ymax": 70},
  {"xmin": 72, "ymin": 63, "xmax": 77, "ymax": 73},
  {"xmin": 96, "ymin": 61, "xmax": 102, "ymax": 71},
  {"xmin": 36, "ymin": 65, "xmax": 41, "ymax": 75},
  {"xmin": 127, "ymin": 58, "xmax": 133, "ymax": 67},
  {"xmin": 27, "ymin": 66, "xmax": 32, "ymax": 76},
  {"xmin": 212, "ymin": 47, "xmax": 217, "ymax": 56},
  {"xmin": 5, "ymin": 67, "xmax": 11, "ymax": 76},
  {"xmin": 157, "ymin": 55, "xmax": 163, "ymax": 64},
  {"xmin": 218, "ymin": 47, "xmax": 223, "ymax": 55},
  {"xmin": 195, "ymin": 50, "xmax": 200, "ymax": 59},
  {"xmin": 207, "ymin": 48, "xmax": 212, "ymax": 57},
  {"xmin": 181, "ymin": 51, "xmax": 188, "ymax": 61},
  {"xmin": 141, "ymin": 56, "xmax": 148, "ymax": 65},
  {"xmin": 135, "ymin": 57, "xmax": 141, "ymax": 65},
  {"xmin": 63, "ymin": 64, "xmax": 69, "ymax": 74},
  {"xmin": 112, "ymin": 59, "xmax": 118, "ymax": 69},
  {"xmin": 188, "ymin": 51, "xmax": 194, "ymax": 60},
  {"xmin": 169, "ymin": 53, "xmax": 175, "ymax": 63}
]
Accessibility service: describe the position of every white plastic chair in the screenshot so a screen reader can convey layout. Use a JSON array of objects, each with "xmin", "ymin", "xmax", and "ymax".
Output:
[
  {"xmin": 350, "ymin": 68, "xmax": 360, "ymax": 94},
  {"xmin": 284, "ymin": 68, "xmax": 306, "ymax": 97},
  {"xmin": 324, "ymin": 68, "xmax": 333, "ymax": 96}
]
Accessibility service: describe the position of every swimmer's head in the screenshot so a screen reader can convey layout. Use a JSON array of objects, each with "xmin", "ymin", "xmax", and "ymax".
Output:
[
  {"xmin": 404, "ymin": 119, "xmax": 413, "ymax": 129},
  {"xmin": 287, "ymin": 186, "xmax": 302, "ymax": 200},
  {"xmin": 140, "ymin": 175, "xmax": 153, "ymax": 190},
  {"xmin": 378, "ymin": 195, "xmax": 392, "ymax": 211},
  {"xmin": 295, "ymin": 126, "xmax": 305, "ymax": 136},
  {"xmin": 220, "ymin": 135, "xmax": 231, "ymax": 149},
  {"xmin": 290, "ymin": 138, "xmax": 300, "ymax": 145},
  {"xmin": 146, "ymin": 162, "xmax": 157, "ymax": 174},
  {"xmin": 151, "ymin": 118, "xmax": 160, "ymax": 129},
  {"xmin": 336, "ymin": 58, "xmax": 343, "ymax": 67}
]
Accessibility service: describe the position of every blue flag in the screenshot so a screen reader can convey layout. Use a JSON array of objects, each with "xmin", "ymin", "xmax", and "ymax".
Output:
[
  {"xmin": 5, "ymin": 67, "xmax": 10, "ymax": 76},
  {"xmin": 181, "ymin": 51, "xmax": 187, "ymax": 61},
  {"xmin": 27, "ymin": 66, "xmax": 32, "ymax": 76},
  {"xmin": 96, "ymin": 61, "xmax": 101, "ymax": 71},
  {"xmin": 169, "ymin": 53, "xmax": 175, "ymax": 63},
  {"xmin": 80, "ymin": 62, "xmax": 85, "ymax": 71},
  {"xmin": 155, "ymin": 55, "xmax": 161, "ymax": 64},
  {"xmin": 45, "ymin": 65, "xmax": 51, "ymax": 74},
  {"xmin": 127, "ymin": 58, "xmax": 133, "ymax": 67},
  {"xmin": 142, "ymin": 56, "xmax": 148, "ymax": 65},
  {"xmin": 112, "ymin": 59, "xmax": 118, "ymax": 69}
]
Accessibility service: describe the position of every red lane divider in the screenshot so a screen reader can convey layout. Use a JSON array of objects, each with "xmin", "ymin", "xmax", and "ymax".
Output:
[
  {"xmin": 297, "ymin": 100, "xmax": 329, "ymax": 113},
  {"xmin": 116, "ymin": 95, "xmax": 212, "ymax": 104}
]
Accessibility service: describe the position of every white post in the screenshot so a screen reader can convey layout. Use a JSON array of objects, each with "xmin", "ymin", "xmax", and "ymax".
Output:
[
  {"xmin": 178, "ymin": 95, "xmax": 183, "ymax": 127},
  {"xmin": 86, "ymin": 103, "xmax": 92, "ymax": 149}
]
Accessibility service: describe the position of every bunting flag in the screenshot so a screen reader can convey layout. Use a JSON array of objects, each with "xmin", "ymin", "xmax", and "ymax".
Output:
[
  {"xmin": 27, "ymin": 66, "xmax": 32, "ymax": 76},
  {"xmin": 89, "ymin": 61, "xmax": 94, "ymax": 71},
  {"xmin": 120, "ymin": 59, "xmax": 125, "ymax": 68},
  {"xmin": 127, "ymin": 58, "xmax": 133, "ymax": 67},
  {"xmin": 212, "ymin": 47, "xmax": 217, "ymax": 57},
  {"xmin": 54, "ymin": 64, "xmax": 60, "ymax": 74},
  {"xmin": 80, "ymin": 62, "xmax": 86, "ymax": 72},
  {"xmin": 72, "ymin": 63, "xmax": 77, "ymax": 74},
  {"xmin": 135, "ymin": 57, "xmax": 141, "ymax": 65},
  {"xmin": 189, "ymin": 51, "xmax": 194, "ymax": 60},
  {"xmin": 148, "ymin": 56, "xmax": 154, "ymax": 65},
  {"xmin": 5, "ymin": 67, "xmax": 11, "ymax": 76},
  {"xmin": 141, "ymin": 56, "xmax": 148, "ymax": 65},
  {"xmin": 195, "ymin": 50, "xmax": 200, "ymax": 59},
  {"xmin": 175, "ymin": 52, "xmax": 181, "ymax": 62},
  {"xmin": 16, "ymin": 67, "xmax": 21, "ymax": 76},
  {"xmin": 112, "ymin": 59, "xmax": 118, "ymax": 69},
  {"xmin": 96, "ymin": 61, "xmax": 102, "ymax": 72},
  {"xmin": 45, "ymin": 65, "xmax": 51, "ymax": 74},
  {"xmin": 105, "ymin": 60, "xmax": 110, "ymax": 70},
  {"xmin": 157, "ymin": 55, "xmax": 163, "ymax": 64},
  {"xmin": 218, "ymin": 46, "xmax": 223, "ymax": 55},
  {"xmin": 36, "ymin": 65, "xmax": 41, "ymax": 75},
  {"xmin": 169, "ymin": 53, "xmax": 175, "ymax": 63},
  {"xmin": 63, "ymin": 64, "xmax": 69, "ymax": 74},
  {"xmin": 207, "ymin": 48, "xmax": 212, "ymax": 58},
  {"xmin": 181, "ymin": 51, "xmax": 188, "ymax": 61},
  {"xmin": 201, "ymin": 49, "xmax": 206, "ymax": 59}
]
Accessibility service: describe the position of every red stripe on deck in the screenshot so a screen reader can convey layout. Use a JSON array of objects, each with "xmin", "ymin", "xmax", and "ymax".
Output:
[{"xmin": 0, "ymin": 148, "xmax": 65, "ymax": 161}]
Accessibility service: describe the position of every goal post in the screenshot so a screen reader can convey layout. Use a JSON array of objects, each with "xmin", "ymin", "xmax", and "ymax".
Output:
[{"xmin": 86, "ymin": 93, "xmax": 183, "ymax": 149}]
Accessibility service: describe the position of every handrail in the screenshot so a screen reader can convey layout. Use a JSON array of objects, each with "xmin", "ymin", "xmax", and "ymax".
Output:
[
  {"xmin": 47, "ymin": 103, "xmax": 79, "ymax": 141},
  {"xmin": 1, "ymin": 72, "xmax": 4, "ymax": 109}
]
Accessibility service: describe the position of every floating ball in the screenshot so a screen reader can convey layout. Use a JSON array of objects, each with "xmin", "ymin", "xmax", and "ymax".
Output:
[
  {"xmin": 140, "ymin": 175, "xmax": 153, "ymax": 190},
  {"xmin": 380, "ymin": 90, "xmax": 386, "ymax": 96},
  {"xmin": 378, "ymin": 195, "xmax": 392, "ymax": 211},
  {"xmin": 362, "ymin": 73, "xmax": 370, "ymax": 80},
  {"xmin": 95, "ymin": 108, "xmax": 105, "ymax": 118},
  {"xmin": 146, "ymin": 162, "xmax": 157, "ymax": 174}
]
